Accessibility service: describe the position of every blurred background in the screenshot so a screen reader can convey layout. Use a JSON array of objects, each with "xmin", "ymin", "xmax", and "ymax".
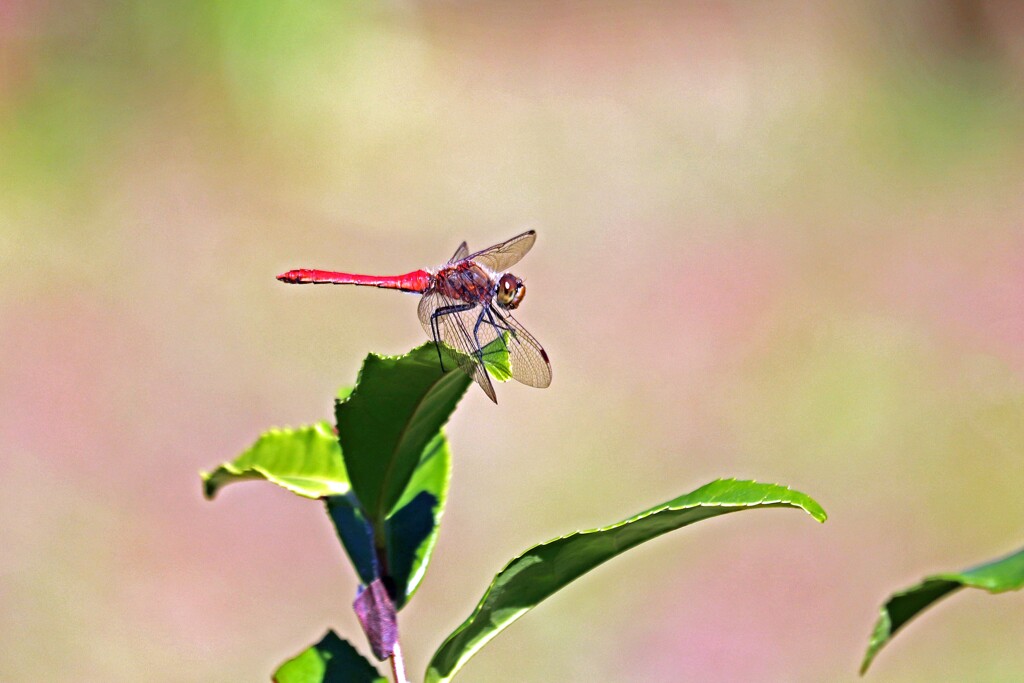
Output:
[{"xmin": 3, "ymin": 1, "xmax": 1024, "ymax": 681}]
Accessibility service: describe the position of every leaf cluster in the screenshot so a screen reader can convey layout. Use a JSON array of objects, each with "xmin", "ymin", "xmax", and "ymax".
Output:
[
  {"xmin": 202, "ymin": 342, "xmax": 828, "ymax": 681},
  {"xmin": 202, "ymin": 340, "xmax": 1024, "ymax": 681}
]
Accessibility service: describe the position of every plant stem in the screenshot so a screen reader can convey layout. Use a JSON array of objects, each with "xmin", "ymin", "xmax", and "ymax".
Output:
[{"xmin": 389, "ymin": 641, "xmax": 408, "ymax": 683}]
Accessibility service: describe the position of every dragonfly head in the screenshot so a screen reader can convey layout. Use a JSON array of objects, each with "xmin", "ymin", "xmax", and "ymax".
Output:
[{"xmin": 495, "ymin": 273, "xmax": 526, "ymax": 310}]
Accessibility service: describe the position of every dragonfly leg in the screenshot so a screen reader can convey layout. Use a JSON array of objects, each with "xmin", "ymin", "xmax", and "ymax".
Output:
[
  {"xmin": 429, "ymin": 309, "xmax": 444, "ymax": 369},
  {"xmin": 489, "ymin": 307, "xmax": 520, "ymax": 344},
  {"xmin": 471, "ymin": 307, "xmax": 492, "ymax": 363},
  {"xmin": 430, "ymin": 302, "xmax": 476, "ymax": 371},
  {"xmin": 484, "ymin": 307, "xmax": 514, "ymax": 351}
]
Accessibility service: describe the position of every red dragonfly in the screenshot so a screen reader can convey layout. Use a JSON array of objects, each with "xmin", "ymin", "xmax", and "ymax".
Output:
[{"xmin": 277, "ymin": 230, "xmax": 551, "ymax": 403}]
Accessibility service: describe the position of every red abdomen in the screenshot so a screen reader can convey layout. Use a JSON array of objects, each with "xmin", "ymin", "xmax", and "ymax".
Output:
[{"xmin": 277, "ymin": 268, "xmax": 432, "ymax": 293}]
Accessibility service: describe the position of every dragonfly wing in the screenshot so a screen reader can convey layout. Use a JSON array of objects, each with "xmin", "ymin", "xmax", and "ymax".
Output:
[
  {"xmin": 417, "ymin": 291, "xmax": 498, "ymax": 402},
  {"xmin": 492, "ymin": 308, "xmax": 552, "ymax": 388},
  {"xmin": 448, "ymin": 241, "xmax": 469, "ymax": 264},
  {"xmin": 466, "ymin": 230, "xmax": 536, "ymax": 273}
]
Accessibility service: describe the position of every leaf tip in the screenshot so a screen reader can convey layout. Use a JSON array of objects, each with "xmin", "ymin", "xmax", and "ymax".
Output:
[
  {"xmin": 859, "ymin": 605, "xmax": 893, "ymax": 675},
  {"xmin": 199, "ymin": 470, "xmax": 218, "ymax": 500},
  {"xmin": 806, "ymin": 501, "xmax": 828, "ymax": 524}
]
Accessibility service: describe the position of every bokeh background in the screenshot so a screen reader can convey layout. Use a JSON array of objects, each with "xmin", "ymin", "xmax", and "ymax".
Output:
[{"xmin": 3, "ymin": 1, "xmax": 1024, "ymax": 681}]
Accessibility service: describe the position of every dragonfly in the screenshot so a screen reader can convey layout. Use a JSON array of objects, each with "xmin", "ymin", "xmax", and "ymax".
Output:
[{"xmin": 277, "ymin": 230, "xmax": 551, "ymax": 403}]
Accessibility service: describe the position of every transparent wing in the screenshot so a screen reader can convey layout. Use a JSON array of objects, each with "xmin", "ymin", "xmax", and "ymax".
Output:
[
  {"xmin": 417, "ymin": 291, "xmax": 497, "ymax": 403},
  {"xmin": 448, "ymin": 241, "xmax": 469, "ymax": 264},
  {"xmin": 465, "ymin": 230, "xmax": 536, "ymax": 273},
  {"xmin": 490, "ymin": 308, "xmax": 552, "ymax": 388}
]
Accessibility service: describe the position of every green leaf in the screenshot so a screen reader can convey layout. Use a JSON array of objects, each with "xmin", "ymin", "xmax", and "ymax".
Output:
[
  {"xmin": 327, "ymin": 431, "xmax": 451, "ymax": 610},
  {"xmin": 273, "ymin": 630, "xmax": 386, "ymax": 683},
  {"xmin": 860, "ymin": 545, "xmax": 1024, "ymax": 675},
  {"xmin": 435, "ymin": 334, "xmax": 513, "ymax": 383},
  {"xmin": 201, "ymin": 422, "xmax": 348, "ymax": 500},
  {"xmin": 384, "ymin": 431, "xmax": 451, "ymax": 609},
  {"xmin": 477, "ymin": 333, "xmax": 512, "ymax": 382},
  {"xmin": 335, "ymin": 343, "xmax": 471, "ymax": 529},
  {"xmin": 425, "ymin": 479, "xmax": 827, "ymax": 683},
  {"xmin": 325, "ymin": 494, "xmax": 378, "ymax": 587}
]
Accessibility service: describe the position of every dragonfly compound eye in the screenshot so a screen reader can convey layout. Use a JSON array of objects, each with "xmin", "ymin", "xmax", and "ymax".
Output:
[
  {"xmin": 510, "ymin": 281, "xmax": 526, "ymax": 309},
  {"xmin": 496, "ymin": 273, "xmax": 525, "ymax": 309}
]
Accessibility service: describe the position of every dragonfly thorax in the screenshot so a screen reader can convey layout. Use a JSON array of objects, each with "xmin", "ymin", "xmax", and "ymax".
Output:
[
  {"xmin": 434, "ymin": 262, "xmax": 495, "ymax": 304},
  {"xmin": 495, "ymin": 272, "xmax": 526, "ymax": 310}
]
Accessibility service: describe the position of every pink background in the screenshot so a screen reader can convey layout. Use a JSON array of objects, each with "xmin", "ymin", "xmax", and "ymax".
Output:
[{"xmin": 3, "ymin": 2, "xmax": 1024, "ymax": 681}]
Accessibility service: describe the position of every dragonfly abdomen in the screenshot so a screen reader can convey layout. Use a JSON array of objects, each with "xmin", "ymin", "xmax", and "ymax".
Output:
[{"xmin": 277, "ymin": 269, "xmax": 431, "ymax": 292}]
